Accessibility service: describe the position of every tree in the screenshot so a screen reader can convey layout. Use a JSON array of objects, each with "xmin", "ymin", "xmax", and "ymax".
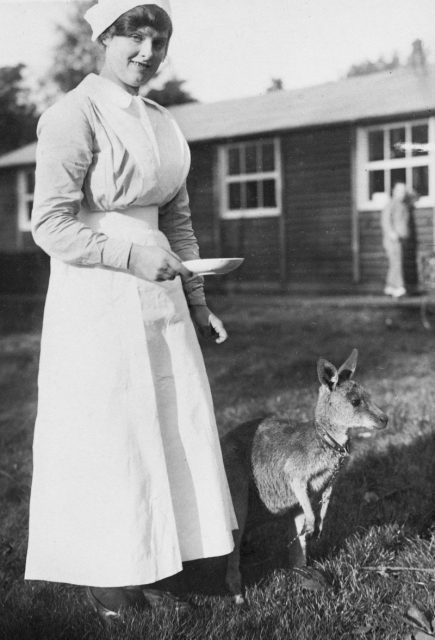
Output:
[
  {"xmin": 346, "ymin": 52, "xmax": 400, "ymax": 78},
  {"xmin": 346, "ymin": 40, "xmax": 430, "ymax": 78},
  {"xmin": 46, "ymin": 0, "xmax": 102, "ymax": 95},
  {"xmin": 0, "ymin": 64, "xmax": 39, "ymax": 154},
  {"xmin": 144, "ymin": 77, "xmax": 197, "ymax": 107}
]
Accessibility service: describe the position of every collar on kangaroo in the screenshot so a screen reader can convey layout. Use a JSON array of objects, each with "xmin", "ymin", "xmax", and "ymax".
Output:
[{"xmin": 317, "ymin": 427, "xmax": 349, "ymax": 456}]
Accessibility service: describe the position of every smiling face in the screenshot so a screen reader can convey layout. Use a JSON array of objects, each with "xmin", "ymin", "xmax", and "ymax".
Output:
[{"xmin": 100, "ymin": 26, "xmax": 169, "ymax": 94}]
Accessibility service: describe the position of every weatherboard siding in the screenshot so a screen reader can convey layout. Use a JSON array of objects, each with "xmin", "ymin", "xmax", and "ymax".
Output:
[
  {"xmin": 282, "ymin": 126, "xmax": 354, "ymax": 287},
  {"xmin": 0, "ymin": 169, "xmax": 18, "ymax": 251},
  {"xmin": 0, "ymin": 167, "xmax": 50, "ymax": 293},
  {"xmin": 359, "ymin": 207, "xmax": 434, "ymax": 289},
  {"xmin": 220, "ymin": 216, "xmax": 281, "ymax": 282},
  {"xmin": 187, "ymin": 143, "xmax": 217, "ymax": 258},
  {"xmin": 188, "ymin": 142, "xmax": 282, "ymax": 284}
]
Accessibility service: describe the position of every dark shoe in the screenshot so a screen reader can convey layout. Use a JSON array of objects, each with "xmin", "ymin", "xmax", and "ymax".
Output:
[
  {"xmin": 85, "ymin": 586, "xmax": 146, "ymax": 627},
  {"xmin": 141, "ymin": 587, "xmax": 192, "ymax": 613},
  {"xmin": 86, "ymin": 587, "xmax": 123, "ymax": 627}
]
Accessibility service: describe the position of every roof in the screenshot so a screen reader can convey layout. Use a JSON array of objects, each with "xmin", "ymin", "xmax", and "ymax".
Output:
[
  {"xmin": 0, "ymin": 142, "xmax": 37, "ymax": 168},
  {"xmin": 172, "ymin": 65, "xmax": 435, "ymax": 142},
  {"xmin": 1, "ymin": 65, "xmax": 435, "ymax": 167}
]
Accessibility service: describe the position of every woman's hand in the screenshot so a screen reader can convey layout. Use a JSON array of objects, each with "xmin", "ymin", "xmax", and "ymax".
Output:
[
  {"xmin": 190, "ymin": 305, "xmax": 228, "ymax": 344},
  {"xmin": 128, "ymin": 244, "xmax": 191, "ymax": 281}
]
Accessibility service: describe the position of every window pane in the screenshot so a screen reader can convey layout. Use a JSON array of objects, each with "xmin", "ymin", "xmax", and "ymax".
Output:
[
  {"xmin": 228, "ymin": 148, "xmax": 241, "ymax": 175},
  {"xmin": 262, "ymin": 179, "xmax": 276, "ymax": 207},
  {"xmin": 245, "ymin": 145, "xmax": 257, "ymax": 173},
  {"xmin": 389, "ymin": 127, "xmax": 406, "ymax": 158},
  {"xmin": 368, "ymin": 130, "xmax": 384, "ymax": 161},
  {"xmin": 228, "ymin": 183, "xmax": 242, "ymax": 209},
  {"xmin": 246, "ymin": 181, "xmax": 259, "ymax": 208},
  {"xmin": 390, "ymin": 168, "xmax": 407, "ymax": 192},
  {"xmin": 26, "ymin": 171, "xmax": 35, "ymax": 194},
  {"xmin": 260, "ymin": 142, "xmax": 275, "ymax": 172},
  {"xmin": 412, "ymin": 165, "xmax": 429, "ymax": 196},
  {"xmin": 369, "ymin": 170, "xmax": 384, "ymax": 199},
  {"xmin": 412, "ymin": 124, "xmax": 428, "ymax": 156}
]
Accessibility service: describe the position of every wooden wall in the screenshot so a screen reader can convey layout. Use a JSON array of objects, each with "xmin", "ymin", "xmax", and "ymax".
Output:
[
  {"xmin": 188, "ymin": 142, "xmax": 282, "ymax": 286},
  {"xmin": 359, "ymin": 206, "xmax": 434, "ymax": 291},
  {"xmin": 0, "ymin": 169, "xmax": 18, "ymax": 252},
  {"xmin": 220, "ymin": 217, "xmax": 281, "ymax": 282},
  {"xmin": 282, "ymin": 125, "xmax": 354, "ymax": 290},
  {"xmin": 0, "ymin": 167, "xmax": 49, "ymax": 293},
  {"xmin": 187, "ymin": 143, "xmax": 217, "ymax": 258},
  {"xmin": 188, "ymin": 126, "xmax": 355, "ymax": 291},
  {"xmin": 1, "ymin": 132, "xmax": 433, "ymax": 295}
]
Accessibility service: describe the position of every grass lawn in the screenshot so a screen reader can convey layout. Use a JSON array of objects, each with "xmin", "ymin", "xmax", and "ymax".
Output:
[{"xmin": 1, "ymin": 293, "xmax": 435, "ymax": 639}]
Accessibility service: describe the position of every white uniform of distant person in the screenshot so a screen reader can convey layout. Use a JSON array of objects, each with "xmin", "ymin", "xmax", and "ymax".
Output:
[{"xmin": 25, "ymin": 0, "xmax": 237, "ymax": 588}]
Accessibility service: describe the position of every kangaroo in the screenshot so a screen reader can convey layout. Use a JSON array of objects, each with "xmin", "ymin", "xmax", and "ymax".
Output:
[{"xmin": 221, "ymin": 349, "xmax": 388, "ymax": 603}]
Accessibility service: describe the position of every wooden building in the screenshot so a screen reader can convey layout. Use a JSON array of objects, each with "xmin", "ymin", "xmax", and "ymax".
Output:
[{"xmin": 1, "ymin": 65, "xmax": 435, "ymax": 294}]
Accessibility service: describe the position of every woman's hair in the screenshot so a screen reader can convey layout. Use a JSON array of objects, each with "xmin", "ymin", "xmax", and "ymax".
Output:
[{"xmin": 98, "ymin": 5, "xmax": 173, "ymax": 45}]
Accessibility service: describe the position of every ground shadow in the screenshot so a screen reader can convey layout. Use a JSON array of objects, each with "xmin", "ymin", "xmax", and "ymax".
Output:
[
  {"xmin": 166, "ymin": 425, "xmax": 435, "ymax": 597},
  {"xmin": 312, "ymin": 427, "xmax": 435, "ymax": 558}
]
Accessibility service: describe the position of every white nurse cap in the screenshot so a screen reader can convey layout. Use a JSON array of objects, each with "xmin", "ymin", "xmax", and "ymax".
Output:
[{"xmin": 84, "ymin": 1, "xmax": 172, "ymax": 41}]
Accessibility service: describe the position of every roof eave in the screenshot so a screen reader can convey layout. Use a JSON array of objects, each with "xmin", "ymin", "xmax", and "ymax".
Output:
[{"xmin": 187, "ymin": 107, "xmax": 435, "ymax": 144}]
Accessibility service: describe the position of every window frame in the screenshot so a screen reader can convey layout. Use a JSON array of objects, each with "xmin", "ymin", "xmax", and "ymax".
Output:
[
  {"xmin": 17, "ymin": 167, "xmax": 35, "ymax": 232},
  {"xmin": 356, "ymin": 117, "xmax": 435, "ymax": 210},
  {"xmin": 219, "ymin": 137, "xmax": 282, "ymax": 219}
]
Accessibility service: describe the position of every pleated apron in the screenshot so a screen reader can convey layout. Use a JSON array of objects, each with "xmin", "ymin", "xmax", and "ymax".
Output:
[{"xmin": 25, "ymin": 206, "xmax": 237, "ymax": 587}]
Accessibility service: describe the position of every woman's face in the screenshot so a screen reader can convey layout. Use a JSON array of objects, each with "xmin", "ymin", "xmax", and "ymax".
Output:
[{"xmin": 101, "ymin": 26, "xmax": 169, "ymax": 94}]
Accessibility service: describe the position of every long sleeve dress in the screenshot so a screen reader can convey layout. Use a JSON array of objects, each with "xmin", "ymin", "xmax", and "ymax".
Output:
[{"xmin": 25, "ymin": 73, "xmax": 237, "ymax": 588}]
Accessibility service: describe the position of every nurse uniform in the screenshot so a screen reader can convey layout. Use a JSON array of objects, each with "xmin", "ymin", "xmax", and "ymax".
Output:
[{"xmin": 25, "ymin": 73, "xmax": 237, "ymax": 587}]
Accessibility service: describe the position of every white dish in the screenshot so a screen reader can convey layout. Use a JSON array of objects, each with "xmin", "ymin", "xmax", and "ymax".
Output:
[{"xmin": 182, "ymin": 258, "xmax": 244, "ymax": 276}]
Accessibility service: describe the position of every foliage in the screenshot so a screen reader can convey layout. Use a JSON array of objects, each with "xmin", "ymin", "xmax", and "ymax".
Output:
[
  {"xmin": 144, "ymin": 78, "xmax": 197, "ymax": 107},
  {"xmin": 347, "ymin": 52, "xmax": 401, "ymax": 78},
  {"xmin": 46, "ymin": 0, "xmax": 102, "ymax": 94},
  {"xmin": 1, "ymin": 296, "xmax": 435, "ymax": 638},
  {"xmin": 0, "ymin": 65, "xmax": 39, "ymax": 154},
  {"xmin": 347, "ymin": 39, "xmax": 429, "ymax": 78}
]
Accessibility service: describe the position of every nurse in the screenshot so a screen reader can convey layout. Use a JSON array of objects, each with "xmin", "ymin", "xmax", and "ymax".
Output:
[{"xmin": 25, "ymin": 0, "xmax": 237, "ymax": 623}]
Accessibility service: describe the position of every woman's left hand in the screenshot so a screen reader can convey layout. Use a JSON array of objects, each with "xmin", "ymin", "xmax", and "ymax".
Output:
[{"xmin": 190, "ymin": 306, "xmax": 228, "ymax": 344}]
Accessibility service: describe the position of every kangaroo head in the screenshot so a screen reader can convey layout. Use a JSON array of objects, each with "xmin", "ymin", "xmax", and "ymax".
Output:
[{"xmin": 315, "ymin": 349, "xmax": 388, "ymax": 442}]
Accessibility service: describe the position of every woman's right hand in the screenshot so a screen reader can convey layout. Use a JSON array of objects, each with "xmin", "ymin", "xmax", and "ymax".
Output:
[{"xmin": 128, "ymin": 244, "xmax": 192, "ymax": 282}]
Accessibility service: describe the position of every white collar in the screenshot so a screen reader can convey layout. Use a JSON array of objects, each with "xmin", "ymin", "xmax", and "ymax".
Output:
[{"xmin": 78, "ymin": 73, "xmax": 141, "ymax": 109}]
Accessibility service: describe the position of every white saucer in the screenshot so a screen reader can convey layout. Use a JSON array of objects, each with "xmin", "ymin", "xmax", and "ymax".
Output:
[{"xmin": 182, "ymin": 258, "xmax": 244, "ymax": 276}]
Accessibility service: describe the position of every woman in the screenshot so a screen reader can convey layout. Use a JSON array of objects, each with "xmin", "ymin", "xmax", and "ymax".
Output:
[{"xmin": 25, "ymin": 0, "xmax": 237, "ymax": 621}]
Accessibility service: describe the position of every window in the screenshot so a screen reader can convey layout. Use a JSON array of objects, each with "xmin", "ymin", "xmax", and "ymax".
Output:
[
  {"xmin": 220, "ymin": 138, "xmax": 281, "ymax": 218},
  {"xmin": 357, "ymin": 119, "xmax": 434, "ymax": 208},
  {"xmin": 17, "ymin": 168, "xmax": 35, "ymax": 231}
]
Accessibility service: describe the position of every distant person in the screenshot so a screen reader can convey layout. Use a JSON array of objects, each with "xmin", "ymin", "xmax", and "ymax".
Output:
[{"xmin": 381, "ymin": 182, "xmax": 412, "ymax": 298}]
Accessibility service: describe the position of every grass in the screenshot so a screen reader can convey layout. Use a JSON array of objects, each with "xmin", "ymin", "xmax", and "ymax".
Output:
[{"xmin": 1, "ymin": 293, "xmax": 435, "ymax": 639}]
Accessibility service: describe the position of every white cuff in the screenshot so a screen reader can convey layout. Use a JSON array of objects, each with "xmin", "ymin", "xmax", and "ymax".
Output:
[{"xmin": 101, "ymin": 237, "xmax": 132, "ymax": 270}]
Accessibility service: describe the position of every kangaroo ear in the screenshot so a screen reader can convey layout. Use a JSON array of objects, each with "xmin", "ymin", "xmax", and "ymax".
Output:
[
  {"xmin": 317, "ymin": 358, "xmax": 339, "ymax": 391},
  {"xmin": 337, "ymin": 348, "xmax": 358, "ymax": 384}
]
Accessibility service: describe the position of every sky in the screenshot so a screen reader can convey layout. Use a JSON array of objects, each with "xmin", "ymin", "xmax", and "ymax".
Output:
[{"xmin": 1, "ymin": 0, "xmax": 435, "ymax": 103}]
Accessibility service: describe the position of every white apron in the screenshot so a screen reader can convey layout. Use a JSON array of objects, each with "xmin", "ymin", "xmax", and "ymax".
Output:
[
  {"xmin": 25, "ymin": 75, "xmax": 237, "ymax": 587},
  {"xmin": 26, "ymin": 206, "xmax": 236, "ymax": 586}
]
